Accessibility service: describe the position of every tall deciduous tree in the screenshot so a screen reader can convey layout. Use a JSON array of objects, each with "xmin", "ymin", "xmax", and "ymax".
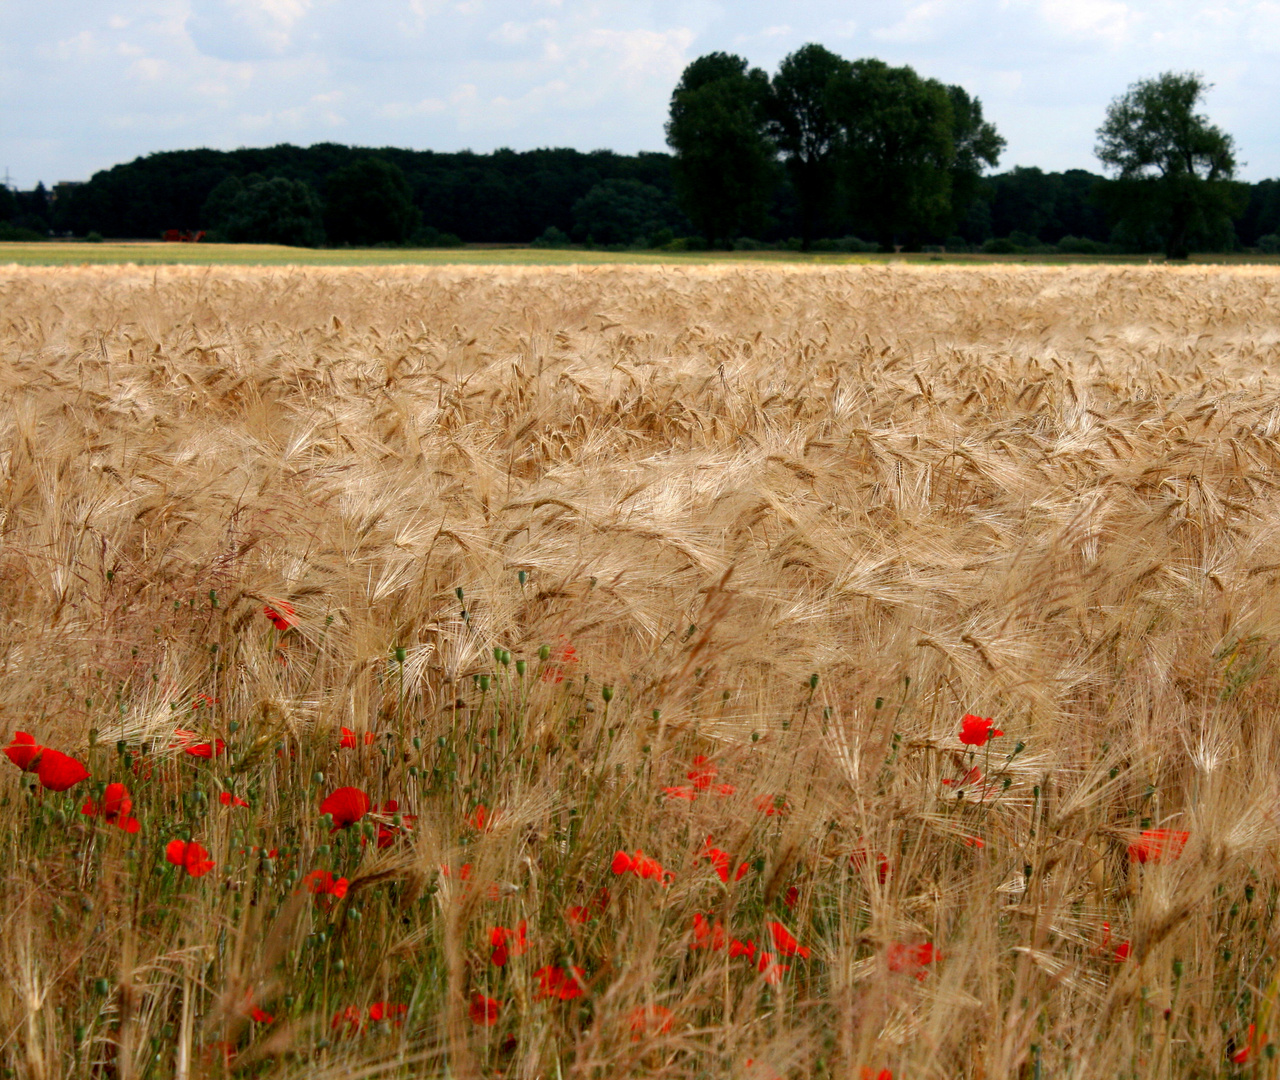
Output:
[
  {"xmin": 769, "ymin": 44, "xmax": 851, "ymax": 250},
  {"xmin": 1095, "ymin": 72, "xmax": 1243, "ymax": 260},
  {"xmin": 324, "ymin": 157, "xmax": 420, "ymax": 246},
  {"xmin": 666, "ymin": 53, "xmax": 776, "ymax": 247},
  {"xmin": 832, "ymin": 59, "xmax": 955, "ymax": 251},
  {"xmin": 945, "ymin": 85, "xmax": 1005, "ymax": 236}
]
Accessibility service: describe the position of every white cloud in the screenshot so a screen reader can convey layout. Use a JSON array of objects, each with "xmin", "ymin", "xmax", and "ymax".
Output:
[
  {"xmin": 1038, "ymin": 0, "xmax": 1138, "ymax": 44},
  {"xmin": 570, "ymin": 27, "xmax": 695, "ymax": 85},
  {"xmin": 872, "ymin": 0, "xmax": 954, "ymax": 43}
]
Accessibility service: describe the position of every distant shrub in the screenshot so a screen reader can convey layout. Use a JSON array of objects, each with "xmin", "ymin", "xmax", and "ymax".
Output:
[
  {"xmin": 85, "ymin": 231, "xmax": 104, "ymax": 243},
  {"xmin": 1259, "ymin": 234, "xmax": 1280, "ymax": 255},
  {"xmin": 531, "ymin": 226, "xmax": 571, "ymax": 249},
  {"xmin": 410, "ymin": 225, "xmax": 464, "ymax": 248},
  {"xmin": 1057, "ymin": 235, "xmax": 1113, "ymax": 255},
  {"xmin": 982, "ymin": 237, "xmax": 1020, "ymax": 255},
  {"xmin": 810, "ymin": 236, "xmax": 877, "ymax": 253},
  {"xmin": 0, "ymin": 222, "xmax": 46, "ymax": 242},
  {"xmin": 734, "ymin": 237, "xmax": 770, "ymax": 251},
  {"xmin": 944, "ymin": 236, "xmax": 969, "ymax": 252},
  {"xmin": 646, "ymin": 227, "xmax": 675, "ymax": 249}
]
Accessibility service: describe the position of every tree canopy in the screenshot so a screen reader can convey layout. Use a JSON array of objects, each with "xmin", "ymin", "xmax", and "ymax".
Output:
[
  {"xmin": 1095, "ymin": 72, "xmax": 1244, "ymax": 259},
  {"xmin": 665, "ymin": 53, "xmax": 777, "ymax": 246}
]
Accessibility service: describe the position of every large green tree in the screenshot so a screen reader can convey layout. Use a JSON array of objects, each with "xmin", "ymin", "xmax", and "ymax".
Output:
[
  {"xmin": 665, "ymin": 53, "xmax": 776, "ymax": 247},
  {"xmin": 832, "ymin": 59, "xmax": 956, "ymax": 251},
  {"xmin": 769, "ymin": 44, "xmax": 852, "ymax": 250},
  {"xmin": 945, "ymin": 85, "xmax": 1005, "ymax": 236},
  {"xmin": 324, "ymin": 157, "xmax": 420, "ymax": 246},
  {"xmin": 1095, "ymin": 72, "xmax": 1244, "ymax": 259},
  {"xmin": 203, "ymin": 175, "xmax": 325, "ymax": 246}
]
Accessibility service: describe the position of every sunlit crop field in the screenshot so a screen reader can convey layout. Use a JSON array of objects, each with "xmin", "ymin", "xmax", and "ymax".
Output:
[{"xmin": 4, "ymin": 263, "xmax": 1280, "ymax": 1080}]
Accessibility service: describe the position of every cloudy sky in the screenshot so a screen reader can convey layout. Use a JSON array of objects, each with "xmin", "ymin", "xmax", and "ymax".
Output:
[{"xmin": 1, "ymin": 0, "xmax": 1278, "ymax": 188}]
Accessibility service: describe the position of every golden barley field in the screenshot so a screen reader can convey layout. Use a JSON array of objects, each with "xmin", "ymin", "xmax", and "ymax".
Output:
[{"xmin": 4, "ymin": 262, "xmax": 1280, "ymax": 1080}]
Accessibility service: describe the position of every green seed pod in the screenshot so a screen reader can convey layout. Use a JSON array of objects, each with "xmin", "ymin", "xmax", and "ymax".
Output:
[
  {"xmin": 539, "ymin": 644, "xmax": 551, "ymax": 661},
  {"xmin": 313, "ymin": 772, "xmax": 324, "ymax": 785},
  {"xmin": 455, "ymin": 587, "xmax": 465, "ymax": 601},
  {"xmin": 518, "ymin": 570, "xmax": 526, "ymax": 586},
  {"xmin": 333, "ymin": 959, "xmax": 345, "ymax": 973},
  {"xmin": 809, "ymin": 673, "xmax": 819, "ymax": 689},
  {"xmin": 94, "ymin": 978, "xmax": 111, "ymax": 996},
  {"xmin": 601, "ymin": 685, "xmax": 614, "ymax": 702},
  {"xmin": 515, "ymin": 659, "xmax": 526, "ymax": 676},
  {"xmin": 395, "ymin": 646, "xmax": 407, "ymax": 663},
  {"xmin": 479, "ymin": 674, "xmax": 490, "ymax": 692}
]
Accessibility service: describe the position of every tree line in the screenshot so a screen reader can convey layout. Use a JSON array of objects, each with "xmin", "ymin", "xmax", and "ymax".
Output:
[{"xmin": 2, "ymin": 52, "xmax": 1279, "ymax": 255}]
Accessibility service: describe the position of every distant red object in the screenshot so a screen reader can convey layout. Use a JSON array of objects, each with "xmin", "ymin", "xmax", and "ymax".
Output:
[{"xmin": 162, "ymin": 230, "xmax": 205, "ymax": 242}]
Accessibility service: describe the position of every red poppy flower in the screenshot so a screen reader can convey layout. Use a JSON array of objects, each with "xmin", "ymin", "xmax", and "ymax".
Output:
[
  {"xmin": 611, "ymin": 850, "xmax": 634, "ymax": 875},
  {"xmin": 302, "ymin": 870, "xmax": 349, "ymax": 900},
  {"xmin": 489, "ymin": 920, "xmax": 529, "ymax": 966},
  {"xmin": 628, "ymin": 1004, "xmax": 673, "ymax": 1039},
  {"xmin": 783, "ymin": 885, "xmax": 799, "ymax": 909},
  {"xmin": 165, "ymin": 839, "xmax": 215, "ymax": 877},
  {"xmin": 1112, "ymin": 940, "xmax": 1132, "ymax": 961},
  {"xmin": 331, "ymin": 1005, "xmax": 364, "ymax": 1036},
  {"xmin": 691, "ymin": 913, "xmax": 727, "ymax": 951},
  {"xmin": 368, "ymin": 1002, "xmax": 407, "ymax": 1026},
  {"xmin": 688, "ymin": 755, "xmax": 717, "ymax": 790},
  {"xmin": 5, "ymin": 730, "xmax": 42, "ymax": 770},
  {"xmin": 860, "ymin": 1069, "xmax": 894, "ymax": 1080},
  {"xmin": 941, "ymin": 766, "xmax": 983, "ymax": 787},
  {"xmin": 263, "ymin": 601, "xmax": 295, "ymax": 631},
  {"xmin": 193, "ymin": 693, "xmax": 218, "ymax": 709},
  {"xmin": 567, "ymin": 888, "xmax": 609, "ymax": 923},
  {"xmin": 339, "ymin": 727, "xmax": 375, "ymax": 748},
  {"xmin": 372, "ymin": 799, "xmax": 415, "ymax": 848},
  {"xmin": 614, "ymin": 850, "xmax": 674, "ymax": 883},
  {"xmin": 1127, "ymin": 828, "xmax": 1189, "ymax": 864},
  {"xmin": 541, "ymin": 639, "xmax": 578, "ymax": 683},
  {"xmin": 754, "ymin": 794, "xmax": 788, "ymax": 817},
  {"xmin": 321, "ymin": 786, "xmax": 370, "ymax": 830},
  {"xmin": 533, "ymin": 965, "xmax": 585, "ymax": 1001},
  {"xmin": 469, "ymin": 993, "xmax": 501, "ymax": 1026},
  {"xmin": 729, "ymin": 938, "xmax": 756, "ymax": 960},
  {"xmin": 219, "ymin": 791, "xmax": 249, "ymax": 808},
  {"xmin": 703, "ymin": 841, "xmax": 750, "ymax": 883},
  {"xmin": 250, "ymin": 1007, "xmax": 273, "ymax": 1024},
  {"xmin": 962, "ymin": 835, "xmax": 985, "ymax": 848},
  {"xmin": 886, "ymin": 942, "xmax": 938, "ymax": 979},
  {"xmin": 663, "ymin": 785, "xmax": 697, "ymax": 801},
  {"xmin": 81, "ymin": 782, "xmax": 140, "ymax": 833},
  {"xmin": 767, "ymin": 922, "xmax": 810, "ymax": 959},
  {"xmin": 713, "ymin": 783, "xmax": 736, "ymax": 796},
  {"xmin": 756, "ymin": 951, "xmax": 790, "ymax": 984},
  {"xmin": 36, "ymin": 749, "xmax": 90, "ymax": 791},
  {"xmin": 958, "ymin": 714, "xmax": 1003, "ymax": 746},
  {"xmin": 468, "ymin": 804, "xmax": 498, "ymax": 831},
  {"xmin": 183, "ymin": 739, "xmax": 226, "ymax": 759},
  {"xmin": 1231, "ymin": 1023, "xmax": 1268, "ymax": 1064},
  {"xmin": 850, "ymin": 848, "xmax": 891, "ymax": 882}
]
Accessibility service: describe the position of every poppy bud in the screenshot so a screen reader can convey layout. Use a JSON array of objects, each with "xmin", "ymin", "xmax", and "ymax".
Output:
[
  {"xmin": 479, "ymin": 675, "xmax": 490, "ymax": 692},
  {"xmin": 94, "ymin": 978, "xmax": 110, "ymax": 995},
  {"xmin": 334, "ymin": 960, "xmax": 345, "ymax": 973},
  {"xmin": 539, "ymin": 644, "xmax": 551, "ymax": 661},
  {"xmin": 395, "ymin": 646, "xmax": 406, "ymax": 663},
  {"xmin": 456, "ymin": 587, "xmax": 464, "ymax": 601},
  {"xmin": 499, "ymin": 650, "xmax": 510, "ymax": 666},
  {"xmin": 317, "ymin": 844, "xmax": 330, "ymax": 856},
  {"xmin": 516, "ymin": 659, "xmax": 526, "ymax": 676},
  {"xmin": 228, "ymin": 721, "xmax": 238, "ymax": 733},
  {"xmin": 348, "ymin": 909, "xmax": 361, "ymax": 922},
  {"xmin": 601, "ymin": 685, "xmax": 614, "ymax": 702},
  {"xmin": 809, "ymin": 673, "xmax": 819, "ymax": 689},
  {"xmin": 518, "ymin": 570, "xmax": 526, "ymax": 586},
  {"xmin": 321, "ymin": 814, "xmax": 334, "ymax": 831},
  {"xmin": 313, "ymin": 772, "xmax": 324, "ymax": 785}
]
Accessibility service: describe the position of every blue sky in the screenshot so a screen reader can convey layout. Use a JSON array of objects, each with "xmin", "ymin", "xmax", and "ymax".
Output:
[{"xmin": 2, "ymin": 0, "xmax": 1278, "ymax": 188}]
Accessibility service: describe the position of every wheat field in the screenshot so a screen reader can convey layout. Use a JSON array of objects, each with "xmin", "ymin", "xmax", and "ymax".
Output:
[{"xmin": 3, "ymin": 262, "xmax": 1280, "ymax": 1079}]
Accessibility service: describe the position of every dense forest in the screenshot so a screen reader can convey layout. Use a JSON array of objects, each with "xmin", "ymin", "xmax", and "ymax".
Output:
[{"xmin": 2, "ymin": 49, "xmax": 1278, "ymax": 254}]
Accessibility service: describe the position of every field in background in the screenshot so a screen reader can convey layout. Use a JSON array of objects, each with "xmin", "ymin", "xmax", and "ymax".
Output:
[
  {"xmin": 3, "ymin": 263, "xmax": 1280, "ymax": 1079},
  {"xmin": 4, "ymin": 240, "xmax": 1280, "ymax": 268}
]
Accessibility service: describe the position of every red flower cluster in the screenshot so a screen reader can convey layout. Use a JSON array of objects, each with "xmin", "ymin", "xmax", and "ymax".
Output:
[
  {"xmin": 321, "ymin": 786, "xmax": 370, "ymax": 830},
  {"xmin": 534, "ymin": 965, "xmax": 585, "ymax": 1001},
  {"xmin": 767, "ymin": 921, "xmax": 810, "ymax": 958},
  {"xmin": 219, "ymin": 791, "xmax": 249, "ymax": 808},
  {"xmin": 690, "ymin": 913, "xmax": 756, "ymax": 959},
  {"xmin": 611, "ymin": 849, "xmax": 675, "ymax": 884},
  {"xmin": 331, "ymin": 1002, "xmax": 407, "ymax": 1036},
  {"xmin": 263, "ymin": 601, "xmax": 295, "ymax": 631},
  {"xmin": 886, "ymin": 942, "xmax": 938, "ymax": 979},
  {"xmin": 541, "ymin": 639, "xmax": 578, "ymax": 684},
  {"xmin": 1231, "ymin": 1023, "xmax": 1268, "ymax": 1065},
  {"xmin": 566, "ymin": 888, "xmax": 610, "ymax": 924},
  {"xmin": 958, "ymin": 714, "xmax": 1003, "ymax": 747},
  {"xmin": 81, "ymin": 783, "xmax": 140, "ymax": 833},
  {"xmin": 468, "ymin": 804, "xmax": 499, "ymax": 832},
  {"xmin": 1127, "ymin": 828, "xmax": 1189, "ymax": 864},
  {"xmin": 339, "ymin": 727, "xmax": 375, "ymax": 748},
  {"xmin": 488, "ymin": 920, "xmax": 528, "ymax": 966},
  {"xmin": 850, "ymin": 848, "xmax": 891, "ymax": 883},
  {"xmin": 302, "ymin": 869, "xmax": 349, "ymax": 901},
  {"xmin": 703, "ymin": 839, "xmax": 750, "ymax": 883},
  {"xmin": 4, "ymin": 732, "xmax": 90, "ymax": 791},
  {"xmin": 754, "ymin": 794, "xmax": 789, "ymax": 817},
  {"xmin": 165, "ymin": 839, "xmax": 215, "ymax": 877},
  {"xmin": 469, "ymin": 993, "xmax": 501, "ymax": 1026},
  {"xmin": 628, "ymin": 1004, "xmax": 674, "ymax": 1039}
]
